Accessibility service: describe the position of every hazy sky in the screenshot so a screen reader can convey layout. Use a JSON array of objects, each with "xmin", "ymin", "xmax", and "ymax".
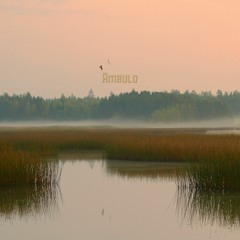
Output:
[{"xmin": 1, "ymin": 0, "xmax": 240, "ymax": 98}]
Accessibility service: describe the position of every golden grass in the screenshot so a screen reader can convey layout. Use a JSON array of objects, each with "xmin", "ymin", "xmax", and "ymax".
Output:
[
  {"xmin": 1, "ymin": 127, "xmax": 240, "ymax": 163},
  {"xmin": 0, "ymin": 127, "xmax": 240, "ymax": 190}
]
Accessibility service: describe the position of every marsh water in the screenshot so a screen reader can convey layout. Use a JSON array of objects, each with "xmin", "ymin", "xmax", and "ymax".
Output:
[{"xmin": 1, "ymin": 153, "xmax": 240, "ymax": 240}]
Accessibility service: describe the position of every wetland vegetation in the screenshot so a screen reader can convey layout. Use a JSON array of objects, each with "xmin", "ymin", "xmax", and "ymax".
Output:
[
  {"xmin": 0, "ymin": 127, "xmax": 240, "ymax": 191},
  {"xmin": 1, "ymin": 128, "xmax": 240, "ymax": 238}
]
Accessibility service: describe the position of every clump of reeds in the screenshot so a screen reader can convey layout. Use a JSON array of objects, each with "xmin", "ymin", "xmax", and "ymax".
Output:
[
  {"xmin": 179, "ymin": 137, "xmax": 240, "ymax": 191},
  {"xmin": 0, "ymin": 144, "xmax": 61, "ymax": 187},
  {"xmin": 183, "ymin": 159, "xmax": 240, "ymax": 191}
]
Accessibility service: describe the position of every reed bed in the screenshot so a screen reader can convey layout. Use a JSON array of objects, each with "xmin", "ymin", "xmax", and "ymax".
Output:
[
  {"xmin": 0, "ymin": 127, "xmax": 240, "ymax": 190},
  {"xmin": 0, "ymin": 149, "xmax": 61, "ymax": 187},
  {"xmin": 0, "ymin": 132, "xmax": 62, "ymax": 187},
  {"xmin": 182, "ymin": 157, "xmax": 240, "ymax": 191}
]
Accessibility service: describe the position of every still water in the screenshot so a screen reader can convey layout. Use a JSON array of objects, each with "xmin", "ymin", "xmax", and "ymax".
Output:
[{"xmin": 1, "ymin": 156, "xmax": 240, "ymax": 240}]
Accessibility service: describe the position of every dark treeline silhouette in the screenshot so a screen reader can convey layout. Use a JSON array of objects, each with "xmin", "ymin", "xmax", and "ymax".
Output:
[{"xmin": 0, "ymin": 90, "xmax": 239, "ymax": 122}]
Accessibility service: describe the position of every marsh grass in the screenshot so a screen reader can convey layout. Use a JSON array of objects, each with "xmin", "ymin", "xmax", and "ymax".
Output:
[
  {"xmin": 179, "ymin": 137, "xmax": 240, "ymax": 191},
  {"xmin": 0, "ymin": 142, "xmax": 61, "ymax": 187},
  {"xmin": 183, "ymin": 159, "xmax": 240, "ymax": 191},
  {"xmin": 0, "ymin": 127, "xmax": 240, "ymax": 190}
]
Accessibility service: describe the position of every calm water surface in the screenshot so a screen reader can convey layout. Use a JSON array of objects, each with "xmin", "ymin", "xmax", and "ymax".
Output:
[{"xmin": 1, "ymin": 157, "xmax": 240, "ymax": 240}]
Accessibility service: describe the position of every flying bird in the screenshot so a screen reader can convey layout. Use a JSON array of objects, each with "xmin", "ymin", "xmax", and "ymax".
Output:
[{"xmin": 99, "ymin": 65, "xmax": 103, "ymax": 70}]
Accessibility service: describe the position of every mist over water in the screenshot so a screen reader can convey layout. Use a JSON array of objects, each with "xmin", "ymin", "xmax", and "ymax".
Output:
[{"xmin": 0, "ymin": 117, "xmax": 239, "ymax": 129}]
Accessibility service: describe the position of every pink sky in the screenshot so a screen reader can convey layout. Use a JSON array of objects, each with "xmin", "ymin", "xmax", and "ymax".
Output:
[{"xmin": 1, "ymin": 0, "xmax": 240, "ymax": 98}]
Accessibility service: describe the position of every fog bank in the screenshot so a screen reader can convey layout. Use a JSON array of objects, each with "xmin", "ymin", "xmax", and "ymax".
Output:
[{"xmin": 0, "ymin": 117, "xmax": 240, "ymax": 129}]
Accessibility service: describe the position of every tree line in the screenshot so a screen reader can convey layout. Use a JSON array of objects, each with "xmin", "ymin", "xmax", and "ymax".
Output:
[{"xmin": 0, "ymin": 90, "xmax": 239, "ymax": 122}]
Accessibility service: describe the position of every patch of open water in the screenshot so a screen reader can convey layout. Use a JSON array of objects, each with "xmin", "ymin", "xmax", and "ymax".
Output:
[{"xmin": 0, "ymin": 158, "xmax": 240, "ymax": 240}]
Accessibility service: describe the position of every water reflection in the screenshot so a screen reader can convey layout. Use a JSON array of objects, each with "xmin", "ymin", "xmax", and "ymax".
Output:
[
  {"xmin": 176, "ymin": 188, "xmax": 240, "ymax": 228},
  {"xmin": 2, "ymin": 148, "xmax": 240, "ymax": 233},
  {"xmin": 105, "ymin": 159, "xmax": 240, "ymax": 228},
  {"xmin": 1, "ymin": 154, "xmax": 240, "ymax": 240},
  {"xmin": 0, "ymin": 185, "xmax": 61, "ymax": 221},
  {"xmin": 105, "ymin": 160, "xmax": 184, "ymax": 180},
  {"xmin": 58, "ymin": 150, "xmax": 103, "ymax": 161}
]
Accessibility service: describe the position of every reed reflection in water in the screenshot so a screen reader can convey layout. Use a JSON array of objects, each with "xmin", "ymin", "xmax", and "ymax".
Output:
[
  {"xmin": 105, "ymin": 158, "xmax": 240, "ymax": 229},
  {"xmin": 0, "ymin": 159, "xmax": 62, "ymax": 221},
  {"xmin": 105, "ymin": 160, "xmax": 186, "ymax": 181},
  {"xmin": 176, "ymin": 188, "xmax": 240, "ymax": 228},
  {"xmin": 0, "ymin": 185, "xmax": 61, "ymax": 221}
]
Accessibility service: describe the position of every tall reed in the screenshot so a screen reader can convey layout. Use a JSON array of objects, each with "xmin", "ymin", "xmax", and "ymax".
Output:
[
  {"xmin": 179, "ymin": 136, "xmax": 240, "ymax": 191},
  {"xmin": 0, "ymin": 144, "xmax": 61, "ymax": 187}
]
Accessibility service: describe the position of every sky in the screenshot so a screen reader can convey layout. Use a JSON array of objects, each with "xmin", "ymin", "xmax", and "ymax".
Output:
[{"xmin": 1, "ymin": 0, "xmax": 240, "ymax": 98}]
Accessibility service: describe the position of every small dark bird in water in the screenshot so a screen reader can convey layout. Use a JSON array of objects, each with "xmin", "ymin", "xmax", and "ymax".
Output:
[
  {"xmin": 102, "ymin": 209, "xmax": 104, "ymax": 215},
  {"xmin": 99, "ymin": 65, "xmax": 103, "ymax": 70}
]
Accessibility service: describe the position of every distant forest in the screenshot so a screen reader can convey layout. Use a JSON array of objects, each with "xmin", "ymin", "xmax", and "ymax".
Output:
[{"xmin": 0, "ymin": 90, "xmax": 239, "ymax": 122}]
